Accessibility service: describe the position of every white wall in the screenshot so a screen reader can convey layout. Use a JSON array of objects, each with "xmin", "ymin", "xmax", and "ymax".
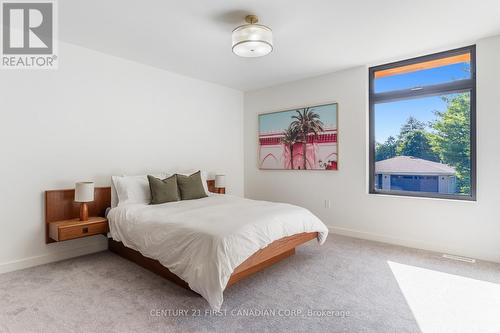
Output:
[
  {"xmin": 244, "ymin": 35, "xmax": 500, "ymax": 263},
  {"xmin": 0, "ymin": 42, "xmax": 244, "ymax": 273}
]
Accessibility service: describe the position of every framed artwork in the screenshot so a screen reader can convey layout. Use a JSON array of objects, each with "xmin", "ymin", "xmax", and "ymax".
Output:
[{"xmin": 258, "ymin": 102, "xmax": 338, "ymax": 170}]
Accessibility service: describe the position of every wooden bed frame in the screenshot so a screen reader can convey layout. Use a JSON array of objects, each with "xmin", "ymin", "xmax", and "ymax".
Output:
[
  {"xmin": 109, "ymin": 231, "xmax": 317, "ymax": 291},
  {"xmin": 45, "ymin": 180, "xmax": 318, "ymax": 292}
]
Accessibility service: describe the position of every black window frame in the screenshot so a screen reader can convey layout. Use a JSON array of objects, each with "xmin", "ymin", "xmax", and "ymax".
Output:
[{"xmin": 369, "ymin": 45, "xmax": 477, "ymax": 201}]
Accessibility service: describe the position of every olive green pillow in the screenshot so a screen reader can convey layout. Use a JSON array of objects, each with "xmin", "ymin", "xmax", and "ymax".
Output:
[
  {"xmin": 147, "ymin": 175, "xmax": 180, "ymax": 205},
  {"xmin": 176, "ymin": 171, "xmax": 208, "ymax": 200}
]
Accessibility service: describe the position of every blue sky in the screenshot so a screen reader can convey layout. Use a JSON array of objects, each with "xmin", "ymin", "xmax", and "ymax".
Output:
[
  {"xmin": 259, "ymin": 103, "xmax": 337, "ymax": 133},
  {"xmin": 375, "ymin": 62, "xmax": 470, "ymax": 143}
]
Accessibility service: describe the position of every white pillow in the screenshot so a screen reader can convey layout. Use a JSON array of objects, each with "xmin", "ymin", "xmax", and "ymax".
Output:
[
  {"xmin": 112, "ymin": 173, "xmax": 167, "ymax": 206},
  {"xmin": 110, "ymin": 178, "xmax": 119, "ymax": 208}
]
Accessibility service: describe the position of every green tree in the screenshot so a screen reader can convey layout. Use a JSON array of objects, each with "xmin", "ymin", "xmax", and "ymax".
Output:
[
  {"xmin": 291, "ymin": 108, "xmax": 324, "ymax": 169},
  {"xmin": 398, "ymin": 116, "xmax": 425, "ymax": 140},
  {"xmin": 375, "ymin": 136, "xmax": 397, "ymax": 161},
  {"xmin": 375, "ymin": 117, "xmax": 439, "ymax": 162},
  {"xmin": 429, "ymin": 93, "xmax": 471, "ymax": 194},
  {"xmin": 396, "ymin": 129, "xmax": 439, "ymax": 161}
]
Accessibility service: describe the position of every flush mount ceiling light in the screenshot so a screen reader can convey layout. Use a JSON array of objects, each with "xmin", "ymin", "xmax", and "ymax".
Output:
[{"xmin": 232, "ymin": 15, "xmax": 273, "ymax": 58}]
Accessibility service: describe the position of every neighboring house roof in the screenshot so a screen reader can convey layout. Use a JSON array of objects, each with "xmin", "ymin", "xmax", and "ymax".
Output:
[{"xmin": 375, "ymin": 156, "xmax": 456, "ymax": 175}]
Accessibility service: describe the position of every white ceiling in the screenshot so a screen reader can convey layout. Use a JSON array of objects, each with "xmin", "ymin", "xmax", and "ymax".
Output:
[{"xmin": 60, "ymin": 0, "xmax": 500, "ymax": 91}]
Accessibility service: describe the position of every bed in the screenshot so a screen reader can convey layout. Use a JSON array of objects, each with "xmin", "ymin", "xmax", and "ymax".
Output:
[{"xmin": 44, "ymin": 177, "xmax": 329, "ymax": 310}]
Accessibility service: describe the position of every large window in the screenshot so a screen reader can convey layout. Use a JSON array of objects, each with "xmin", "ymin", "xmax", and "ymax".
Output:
[{"xmin": 369, "ymin": 46, "xmax": 476, "ymax": 200}]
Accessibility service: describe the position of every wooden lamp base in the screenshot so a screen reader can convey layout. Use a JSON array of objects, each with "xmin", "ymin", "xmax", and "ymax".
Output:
[{"xmin": 79, "ymin": 202, "xmax": 89, "ymax": 221}]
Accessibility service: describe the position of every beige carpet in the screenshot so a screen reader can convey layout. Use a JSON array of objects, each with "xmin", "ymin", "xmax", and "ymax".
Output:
[{"xmin": 1, "ymin": 234, "xmax": 500, "ymax": 333}]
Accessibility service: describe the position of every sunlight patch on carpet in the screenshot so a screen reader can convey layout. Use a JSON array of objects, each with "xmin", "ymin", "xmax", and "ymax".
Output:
[{"xmin": 388, "ymin": 261, "xmax": 500, "ymax": 333}]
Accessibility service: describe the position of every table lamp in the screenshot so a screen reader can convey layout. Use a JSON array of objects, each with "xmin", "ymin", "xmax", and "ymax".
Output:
[
  {"xmin": 75, "ymin": 182, "xmax": 94, "ymax": 221},
  {"xmin": 215, "ymin": 175, "xmax": 226, "ymax": 194}
]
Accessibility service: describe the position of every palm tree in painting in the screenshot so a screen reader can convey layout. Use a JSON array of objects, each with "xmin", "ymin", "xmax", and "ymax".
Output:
[
  {"xmin": 291, "ymin": 108, "xmax": 324, "ymax": 169},
  {"xmin": 281, "ymin": 125, "xmax": 299, "ymax": 169}
]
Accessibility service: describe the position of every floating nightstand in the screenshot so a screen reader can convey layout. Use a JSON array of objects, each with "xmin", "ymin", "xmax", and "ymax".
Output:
[
  {"xmin": 49, "ymin": 216, "xmax": 108, "ymax": 242},
  {"xmin": 45, "ymin": 187, "xmax": 111, "ymax": 243}
]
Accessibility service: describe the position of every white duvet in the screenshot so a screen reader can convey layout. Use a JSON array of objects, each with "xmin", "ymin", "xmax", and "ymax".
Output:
[{"xmin": 107, "ymin": 194, "xmax": 328, "ymax": 310}]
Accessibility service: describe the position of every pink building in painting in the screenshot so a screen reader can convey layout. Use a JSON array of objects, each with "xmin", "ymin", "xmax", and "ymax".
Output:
[{"xmin": 259, "ymin": 127, "xmax": 338, "ymax": 170}]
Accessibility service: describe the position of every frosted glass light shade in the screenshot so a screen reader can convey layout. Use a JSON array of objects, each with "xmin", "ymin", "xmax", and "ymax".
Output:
[
  {"xmin": 232, "ymin": 24, "xmax": 273, "ymax": 57},
  {"xmin": 75, "ymin": 182, "xmax": 95, "ymax": 202},
  {"xmin": 215, "ymin": 175, "xmax": 226, "ymax": 188}
]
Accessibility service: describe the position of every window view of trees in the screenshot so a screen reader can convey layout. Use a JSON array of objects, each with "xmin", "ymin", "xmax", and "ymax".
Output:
[
  {"xmin": 370, "ymin": 47, "xmax": 475, "ymax": 199},
  {"xmin": 429, "ymin": 94, "xmax": 472, "ymax": 194},
  {"xmin": 375, "ymin": 93, "xmax": 471, "ymax": 195}
]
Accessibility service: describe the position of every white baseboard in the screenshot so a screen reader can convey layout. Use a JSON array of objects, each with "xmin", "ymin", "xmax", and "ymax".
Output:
[
  {"xmin": 328, "ymin": 226, "xmax": 442, "ymax": 251},
  {"xmin": 328, "ymin": 226, "xmax": 499, "ymax": 262},
  {"xmin": 0, "ymin": 239, "xmax": 108, "ymax": 275}
]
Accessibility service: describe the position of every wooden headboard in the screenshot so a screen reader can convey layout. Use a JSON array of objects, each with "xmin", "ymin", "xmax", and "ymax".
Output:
[{"xmin": 45, "ymin": 180, "xmax": 218, "ymax": 244}]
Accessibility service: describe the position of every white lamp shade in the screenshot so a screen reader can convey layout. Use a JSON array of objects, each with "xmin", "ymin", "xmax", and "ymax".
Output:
[
  {"xmin": 75, "ymin": 182, "xmax": 95, "ymax": 202},
  {"xmin": 232, "ymin": 24, "xmax": 273, "ymax": 57},
  {"xmin": 215, "ymin": 175, "xmax": 226, "ymax": 188}
]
